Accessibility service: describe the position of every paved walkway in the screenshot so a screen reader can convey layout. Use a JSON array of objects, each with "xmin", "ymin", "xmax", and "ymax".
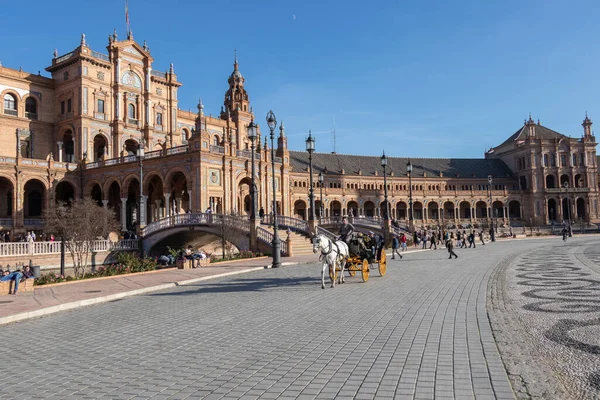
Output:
[
  {"xmin": 2, "ymin": 237, "xmax": 594, "ymax": 399},
  {"xmin": 0, "ymin": 255, "xmax": 318, "ymax": 325}
]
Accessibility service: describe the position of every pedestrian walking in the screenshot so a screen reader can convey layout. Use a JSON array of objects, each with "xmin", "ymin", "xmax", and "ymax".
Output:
[
  {"xmin": 391, "ymin": 235, "xmax": 402, "ymax": 259},
  {"xmin": 479, "ymin": 230, "xmax": 485, "ymax": 245},
  {"xmin": 468, "ymin": 232, "xmax": 476, "ymax": 248},
  {"xmin": 446, "ymin": 238, "xmax": 458, "ymax": 259},
  {"xmin": 562, "ymin": 227, "xmax": 568, "ymax": 241},
  {"xmin": 400, "ymin": 233, "xmax": 407, "ymax": 251},
  {"xmin": 422, "ymin": 232, "xmax": 428, "ymax": 249},
  {"xmin": 413, "ymin": 231, "xmax": 418, "ymax": 248},
  {"xmin": 429, "ymin": 233, "xmax": 437, "ymax": 250},
  {"xmin": 461, "ymin": 231, "xmax": 467, "ymax": 248}
]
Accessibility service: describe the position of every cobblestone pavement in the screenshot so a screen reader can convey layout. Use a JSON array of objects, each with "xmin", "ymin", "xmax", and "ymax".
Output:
[
  {"xmin": 0, "ymin": 239, "xmax": 572, "ymax": 400},
  {"xmin": 489, "ymin": 236, "xmax": 600, "ymax": 400}
]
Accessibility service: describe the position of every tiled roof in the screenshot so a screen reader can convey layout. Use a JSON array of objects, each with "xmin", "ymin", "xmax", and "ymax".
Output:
[
  {"xmin": 495, "ymin": 124, "xmax": 568, "ymax": 148},
  {"xmin": 288, "ymin": 151, "xmax": 514, "ymax": 179}
]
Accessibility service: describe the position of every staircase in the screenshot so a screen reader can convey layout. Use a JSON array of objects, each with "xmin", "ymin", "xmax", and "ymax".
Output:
[{"xmin": 260, "ymin": 226, "xmax": 315, "ymax": 255}]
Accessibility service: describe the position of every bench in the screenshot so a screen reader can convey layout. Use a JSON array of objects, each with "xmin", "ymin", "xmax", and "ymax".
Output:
[
  {"xmin": 0, "ymin": 278, "xmax": 34, "ymax": 295},
  {"xmin": 176, "ymin": 259, "xmax": 193, "ymax": 269},
  {"xmin": 176, "ymin": 257, "xmax": 211, "ymax": 269}
]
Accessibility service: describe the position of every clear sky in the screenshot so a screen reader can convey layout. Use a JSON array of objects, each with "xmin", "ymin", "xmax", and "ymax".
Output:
[{"xmin": 1, "ymin": 0, "xmax": 599, "ymax": 158}]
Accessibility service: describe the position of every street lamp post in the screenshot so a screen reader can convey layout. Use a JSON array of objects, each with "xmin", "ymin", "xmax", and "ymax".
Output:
[
  {"xmin": 381, "ymin": 151, "xmax": 390, "ymax": 246},
  {"xmin": 318, "ymin": 172, "xmax": 324, "ymax": 223},
  {"xmin": 266, "ymin": 110, "xmax": 281, "ymax": 268},
  {"xmin": 564, "ymin": 181, "xmax": 572, "ymax": 237},
  {"xmin": 247, "ymin": 120, "xmax": 258, "ymax": 220},
  {"xmin": 407, "ymin": 160, "xmax": 414, "ymax": 232},
  {"xmin": 488, "ymin": 175, "xmax": 495, "ymax": 242},
  {"xmin": 306, "ymin": 131, "xmax": 316, "ymax": 226},
  {"xmin": 247, "ymin": 120, "xmax": 258, "ymax": 251},
  {"xmin": 138, "ymin": 139, "xmax": 146, "ymax": 256}
]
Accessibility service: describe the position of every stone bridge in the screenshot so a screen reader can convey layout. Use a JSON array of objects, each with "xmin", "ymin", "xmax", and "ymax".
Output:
[{"xmin": 141, "ymin": 213, "xmax": 296, "ymax": 256}]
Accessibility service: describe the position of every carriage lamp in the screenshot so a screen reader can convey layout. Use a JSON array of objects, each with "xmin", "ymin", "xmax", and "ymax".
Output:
[
  {"xmin": 306, "ymin": 132, "xmax": 316, "ymax": 222},
  {"xmin": 318, "ymin": 172, "xmax": 324, "ymax": 222},
  {"xmin": 247, "ymin": 120, "xmax": 258, "ymax": 221},
  {"xmin": 266, "ymin": 110, "xmax": 281, "ymax": 268}
]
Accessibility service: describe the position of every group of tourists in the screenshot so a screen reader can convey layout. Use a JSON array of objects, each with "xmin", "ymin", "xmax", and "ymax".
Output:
[{"xmin": 338, "ymin": 215, "xmax": 499, "ymax": 262}]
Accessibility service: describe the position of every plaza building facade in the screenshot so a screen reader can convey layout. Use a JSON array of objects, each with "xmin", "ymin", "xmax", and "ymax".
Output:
[{"xmin": 0, "ymin": 32, "xmax": 597, "ymax": 237}]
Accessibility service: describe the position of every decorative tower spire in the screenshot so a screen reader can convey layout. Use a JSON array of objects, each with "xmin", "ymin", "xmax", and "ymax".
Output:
[
  {"xmin": 526, "ymin": 113, "xmax": 536, "ymax": 137},
  {"xmin": 583, "ymin": 112, "xmax": 593, "ymax": 137},
  {"xmin": 80, "ymin": 33, "xmax": 86, "ymax": 46},
  {"xmin": 279, "ymin": 121, "xmax": 285, "ymax": 137},
  {"xmin": 53, "ymin": 48, "xmax": 58, "ymax": 58},
  {"xmin": 113, "ymin": 28, "xmax": 118, "ymax": 41},
  {"xmin": 223, "ymin": 50, "xmax": 250, "ymax": 117},
  {"xmin": 170, "ymin": 63, "xmax": 174, "ymax": 74}
]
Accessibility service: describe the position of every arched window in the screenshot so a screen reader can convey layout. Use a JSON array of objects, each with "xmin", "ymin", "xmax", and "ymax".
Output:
[
  {"xmin": 213, "ymin": 135, "xmax": 220, "ymax": 146},
  {"xmin": 543, "ymin": 154, "xmax": 549, "ymax": 167},
  {"xmin": 128, "ymin": 104, "xmax": 136, "ymax": 119},
  {"xmin": 3, "ymin": 94, "xmax": 16, "ymax": 115},
  {"xmin": 25, "ymin": 97, "xmax": 37, "ymax": 118},
  {"xmin": 182, "ymin": 129, "xmax": 189, "ymax": 141}
]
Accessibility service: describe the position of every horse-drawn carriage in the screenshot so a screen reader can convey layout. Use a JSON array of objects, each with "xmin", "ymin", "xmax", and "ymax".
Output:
[
  {"xmin": 326, "ymin": 233, "xmax": 387, "ymax": 283},
  {"xmin": 313, "ymin": 232, "xmax": 387, "ymax": 289}
]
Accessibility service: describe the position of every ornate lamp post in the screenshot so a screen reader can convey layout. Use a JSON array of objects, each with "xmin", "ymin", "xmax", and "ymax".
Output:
[
  {"xmin": 138, "ymin": 139, "xmax": 146, "ymax": 256},
  {"xmin": 381, "ymin": 151, "xmax": 391, "ymax": 246},
  {"xmin": 407, "ymin": 159, "xmax": 414, "ymax": 232},
  {"xmin": 247, "ymin": 120, "xmax": 258, "ymax": 220},
  {"xmin": 381, "ymin": 152, "xmax": 389, "ymax": 220},
  {"xmin": 318, "ymin": 172, "xmax": 324, "ymax": 223},
  {"xmin": 564, "ymin": 181, "xmax": 572, "ymax": 237},
  {"xmin": 306, "ymin": 131, "xmax": 316, "ymax": 226},
  {"xmin": 266, "ymin": 110, "xmax": 281, "ymax": 268},
  {"xmin": 488, "ymin": 175, "xmax": 495, "ymax": 242},
  {"xmin": 247, "ymin": 120, "xmax": 259, "ymax": 250}
]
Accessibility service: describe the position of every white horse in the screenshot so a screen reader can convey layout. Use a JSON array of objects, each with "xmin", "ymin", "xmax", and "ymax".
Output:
[{"xmin": 312, "ymin": 234, "xmax": 349, "ymax": 289}]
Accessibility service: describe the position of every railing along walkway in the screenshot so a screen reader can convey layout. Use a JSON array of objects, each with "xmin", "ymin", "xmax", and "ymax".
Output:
[
  {"xmin": 141, "ymin": 213, "xmax": 251, "ymax": 237},
  {"xmin": 0, "ymin": 239, "xmax": 138, "ymax": 257}
]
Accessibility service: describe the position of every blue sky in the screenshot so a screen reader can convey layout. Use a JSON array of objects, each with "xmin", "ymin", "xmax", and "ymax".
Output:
[{"xmin": 2, "ymin": 0, "xmax": 599, "ymax": 158}]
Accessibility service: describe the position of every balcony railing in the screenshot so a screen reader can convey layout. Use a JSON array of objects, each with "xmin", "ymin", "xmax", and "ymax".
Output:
[
  {"xmin": 546, "ymin": 187, "xmax": 590, "ymax": 193},
  {"xmin": 0, "ymin": 239, "xmax": 138, "ymax": 257},
  {"xmin": 210, "ymin": 145, "xmax": 225, "ymax": 154},
  {"xmin": 0, "ymin": 218, "xmax": 13, "ymax": 227},
  {"xmin": 166, "ymin": 145, "xmax": 188, "ymax": 156},
  {"xmin": 25, "ymin": 112, "xmax": 37, "ymax": 120},
  {"xmin": 59, "ymin": 112, "xmax": 73, "ymax": 121},
  {"xmin": 3, "ymin": 109, "xmax": 17, "ymax": 116},
  {"xmin": 23, "ymin": 218, "xmax": 44, "ymax": 227},
  {"xmin": 154, "ymin": 124, "xmax": 163, "ymax": 132},
  {"xmin": 127, "ymin": 118, "xmax": 139, "ymax": 126},
  {"xmin": 55, "ymin": 51, "xmax": 74, "ymax": 63},
  {"xmin": 94, "ymin": 112, "xmax": 106, "ymax": 120},
  {"xmin": 91, "ymin": 51, "xmax": 110, "ymax": 62},
  {"xmin": 151, "ymin": 70, "xmax": 166, "ymax": 79}
]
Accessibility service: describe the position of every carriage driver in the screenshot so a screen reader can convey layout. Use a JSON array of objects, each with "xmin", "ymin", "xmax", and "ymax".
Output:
[{"xmin": 338, "ymin": 216, "xmax": 355, "ymax": 245}]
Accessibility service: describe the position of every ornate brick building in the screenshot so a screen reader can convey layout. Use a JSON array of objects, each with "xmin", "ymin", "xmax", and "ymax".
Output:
[{"xmin": 0, "ymin": 32, "xmax": 597, "ymax": 237}]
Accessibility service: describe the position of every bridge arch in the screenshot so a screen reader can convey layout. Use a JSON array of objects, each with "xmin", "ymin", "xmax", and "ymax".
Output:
[{"xmin": 364, "ymin": 201, "xmax": 375, "ymax": 217}]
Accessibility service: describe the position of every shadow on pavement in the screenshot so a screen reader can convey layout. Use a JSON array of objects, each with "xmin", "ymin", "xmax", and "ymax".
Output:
[{"xmin": 148, "ymin": 276, "xmax": 321, "ymax": 296}]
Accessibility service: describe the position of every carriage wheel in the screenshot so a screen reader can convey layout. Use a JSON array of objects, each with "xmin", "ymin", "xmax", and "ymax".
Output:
[
  {"xmin": 348, "ymin": 263, "xmax": 357, "ymax": 277},
  {"xmin": 361, "ymin": 259, "xmax": 370, "ymax": 282},
  {"xmin": 378, "ymin": 251, "xmax": 387, "ymax": 277}
]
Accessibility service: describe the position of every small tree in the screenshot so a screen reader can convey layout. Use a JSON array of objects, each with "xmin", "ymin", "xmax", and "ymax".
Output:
[{"xmin": 44, "ymin": 197, "xmax": 120, "ymax": 278}]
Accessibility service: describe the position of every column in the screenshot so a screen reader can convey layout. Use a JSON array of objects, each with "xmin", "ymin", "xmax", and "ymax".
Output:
[
  {"xmin": 154, "ymin": 199, "xmax": 161, "ymax": 221},
  {"xmin": 175, "ymin": 197, "xmax": 182, "ymax": 214},
  {"xmin": 164, "ymin": 193, "xmax": 171, "ymax": 217},
  {"xmin": 57, "ymin": 141, "xmax": 63, "ymax": 162},
  {"xmin": 102, "ymin": 200, "xmax": 108, "ymax": 208},
  {"xmin": 187, "ymin": 190, "xmax": 192, "ymax": 213},
  {"xmin": 120, "ymin": 198, "xmax": 127, "ymax": 231}
]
